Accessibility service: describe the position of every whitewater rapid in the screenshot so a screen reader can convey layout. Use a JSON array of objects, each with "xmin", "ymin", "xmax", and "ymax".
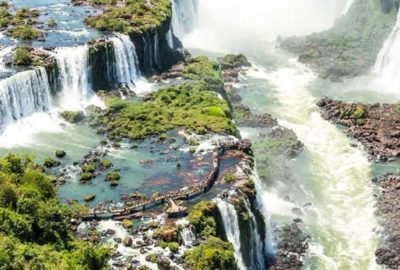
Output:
[
  {"xmin": 248, "ymin": 61, "xmax": 380, "ymax": 269},
  {"xmin": 374, "ymin": 7, "xmax": 400, "ymax": 94},
  {"xmin": 175, "ymin": 0, "xmax": 382, "ymax": 267}
]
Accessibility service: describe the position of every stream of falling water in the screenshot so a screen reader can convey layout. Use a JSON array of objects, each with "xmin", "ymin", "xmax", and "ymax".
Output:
[
  {"xmin": 177, "ymin": 0, "xmax": 382, "ymax": 269},
  {"xmin": 249, "ymin": 61, "xmax": 380, "ymax": 269}
]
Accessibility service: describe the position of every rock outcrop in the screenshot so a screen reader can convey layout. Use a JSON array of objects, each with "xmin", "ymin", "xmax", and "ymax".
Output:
[
  {"xmin": 318, "ymin": 98, "xmax": 400, "ymax": 162},
  {"xmin": 374, "ymin": 175, "xmax": 400, "ymax": 269}
]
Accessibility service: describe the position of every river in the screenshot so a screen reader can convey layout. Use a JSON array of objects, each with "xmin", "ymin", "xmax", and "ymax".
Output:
[{"xmin": 178, "ymin": 0, "xmax": 400, "ymax": 269}]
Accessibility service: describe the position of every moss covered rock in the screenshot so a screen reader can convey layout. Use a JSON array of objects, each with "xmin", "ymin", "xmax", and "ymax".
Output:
[
  {"xmin": 60, "ymin": 111, "xmax": 85, "ymax": 123},
  {"xmin": 184, "ymin": 237, "xmax": 238, "ymax": 270}
]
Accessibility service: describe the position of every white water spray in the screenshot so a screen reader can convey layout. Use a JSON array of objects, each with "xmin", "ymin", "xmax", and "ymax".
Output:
[
  {"xmin": 55, "ymin": 45, "xmax": 102, "ymax": 110},
  {"xmin": 374, "ymin": 8, "xmax": 400, "ymax": 94},
  {"xmin": 110, "ymin": 34, "xmax": 141, "ymax": 89},
  {"xmin": 0, "ymin": 67, "xmax": 52, "ymax": 129},
  {"xmin": 215, "ymin": 198, "xmax": 246, "ymax": 270},
  {"xmin": 243, "ymin": 197, "xmax": 265, "ymax": 269},
  {"xmin": 0, "ymin": 46, "xmax": 13, "ymax": 72},
  {"xmin": 258, "ymin": 62, "xmax": 380, "ymax": 269},
  {"xmin": 180, "ymin": 0, "xmax": 350, "ymax": 51},
  {"xmin": 170, "ymin": 0, "xmax": 197, "ymax": 40}
]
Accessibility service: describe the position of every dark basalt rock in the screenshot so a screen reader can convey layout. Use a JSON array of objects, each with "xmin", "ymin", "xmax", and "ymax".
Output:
[
  {"xmin": 88, "ymin": 39, "xmax": 117, "ymax": 91},
  {"xmin": 130, "ymin": 17, "xmax": 184, "ymax": 77},
  {"xmin": 268, "ymin": 223, "xmax": 309, "ymax": 270},
  {"xmin": 375, "ymin": 175, "xmax": 400, "ymax": 269},
  {"xmin": 318, "ymin": 98, "xmax": 400, "ymax": 162}
]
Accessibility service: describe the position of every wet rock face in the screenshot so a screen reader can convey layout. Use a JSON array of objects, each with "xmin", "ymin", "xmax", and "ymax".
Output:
[
  {"xmin": 375, "ymin": 175, "xmax": 400, "ymax": 269},
  {"xmin": 380, "ymin": 0, "xmax": 400, "ymax": 13},
  {"xmin": 268, "ymin": 223, "xmax": 309, "ymax": 270},
  {"xmin": 318, "ymin": 98, "xmax": 400, "ymax": 162}
]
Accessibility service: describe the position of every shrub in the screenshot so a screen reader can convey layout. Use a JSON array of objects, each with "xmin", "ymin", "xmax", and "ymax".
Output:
[
  {"xmin": 81, "ymin": 163, "xmax": 96, "ymax": 173},
  {"xmin": 55, "ymin": 149, "xmax": 66, "ymax": 158},
  {"xmin": 99, "ymin": 159, "xmax": 112, "ymax": 169},
  {"xmin": 188, "ymin": 201, "xmax": 217, "ymax": 238},
  {"xmin": 43, "ymin": 157, "xmax": 60, "ymax": 168},
  {"xmin": 13, "ymin": 45, "xmax": 32, "ymax": 66},
  {"xmin": 224, "ymin": 172, "xmax": 236, "ymax": 183},
  {"xmin": 80, "ymin": 172, "xmax": 93, "ymax": 181},
  {"xmin": 106, "ymin": 171, "xmax": 120, "ymax": 181},
  {"xmin": 184, "ymin": 237, "xmax": 238, "ymax": 270},
  {"xmin": 9, "ymin": 25, "xmax": 40, "ymax": 40}
]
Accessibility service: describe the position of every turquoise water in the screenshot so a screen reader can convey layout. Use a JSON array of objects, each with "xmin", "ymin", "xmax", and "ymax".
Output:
[{"xmin": 1, "ymin": 0, "xmax": 102, "ymax": 47}]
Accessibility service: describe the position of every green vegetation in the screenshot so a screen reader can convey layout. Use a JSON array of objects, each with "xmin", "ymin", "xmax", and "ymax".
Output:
[
  {"xmin": 9, "ymin": 24, "xmax": 40, "ymax": 40},
  {"xmin": 80, "ymin": 172, "xmax": 94, "ymax": 181},
  {"xmin": 153, "ymin": 225, "xmax": 180, "ymax": 242},
  {"xmin": 106, "ymin": 171, "xmax": 120, "ymax": 181},
  {"xmin": 340, "ymin": 104, "xmax": 367, "ymax": 125},
  {"xmin": 87, "ymin": 56, "xmax": 235, "ymax": 141},
  {"xmin": 89, "ymin": 84, "xmax": 235, "ymax": 141},
  {"xmin": 281, "ymin": 0, "xmax": 397, "ymax": 79},
  {"xmin": 395, "ymin": 103, "xmax": 400, "ymax": 113},
  {"xmin": 82, "ymin": 163, "xmax": 97, "ymax": 174},
  {"xmin": 218, "ymin": 54, "xmax": 251, "ymax": 69},
  {"xmin": 183, "ymin": 56, "xmax": 225, "ymax": 93},
  {"xmin": 224, "ymin": 171, "xmax": 236, "ymax": 183},
  {"xmin": 43, "ymin": 157, "xmax": 60, "ymax": 168},
  {"xmin": 121, "ymin": 219, "xmax": 132, "ymax": 229},
  {"xmin": 48, "ymin": 18, "xmax": 57, "ymax": 27},
  {"xmin": 352, "ymin": 105, "xmax": 366, "ymax": 119},
  {"xmin": 85, "ymin": 0, "xmax": 172, "ymax": 34},
  {"xmin": 13, "ymin": 45, "xmax": 32, "ymax": 66},
  {"xmin": 184, "ymin": 237, "xmax": 238, "ymax": 270},
  {"xmin": 188, "ymin": 201, "xmax": 218, "ymax": 238},
  {"xmin": 0, "ymin": 154, "xmax": 110, "ymax": 269},
  {"xmin": 254, "ymin": 128, "xmax": 302, "ymax": 183},
  {"xmin": 99, "ymin": 159, "xmax": 112, "ymax": 169},
  {"xmin": 60, "ymin": 111, "xmax": 85, "ymax": 123},
  {"xmin": 55, "ymin": 149, "xmax": 66, "ymax": 158},
  {"xmin": 0, "ymin": 7, "xmax": 34, "ymax": 28},
  {"xmin": 160, "ymin": 241, "xmax": 179, "ymax": 253}
]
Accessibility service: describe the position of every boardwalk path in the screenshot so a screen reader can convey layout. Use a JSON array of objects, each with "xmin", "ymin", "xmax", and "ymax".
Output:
[{"xmin": 81, "ymin": 139, "xmax": 251, "ymax": 221}]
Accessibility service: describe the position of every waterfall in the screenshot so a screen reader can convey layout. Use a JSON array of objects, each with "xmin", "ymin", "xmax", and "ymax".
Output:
[
  {"xmin": 341, "ymin": 0, "xmax": 354, "ymax": 15},
  {"xmin": 243, "ymin": 197, "xmax": 265, "ymax": 269},
  {"xmin": 0, "ymin": 67, "xmax": 52, "ymax": 129},
  {"xmin": 215, "ymin": 198, "xmax": 246, "ymax": 270},
  {"xmin": 0, "ymin": 46, "xmax": 13, "ymax": 72},
  {"xmin": 110, "ymin": 34, "xmax": 140, "ymax": 89},
  {"xmin": 181, "ymin": 225, "xmax": 196, "ymax": 247},
  {"xmin": 373, "ymin": 8, "xmax": 400, "ymax": 94},
  {"xmin": 252, "ymin": 170, "xmax": 275, "ymax": 257},
  {"xmin": 170, "ymin": 0, "xmax": 197, "ymax": 40},
  {"xmin": 55, "ymin": 45, "xmax": 92, "ymax": 110}
]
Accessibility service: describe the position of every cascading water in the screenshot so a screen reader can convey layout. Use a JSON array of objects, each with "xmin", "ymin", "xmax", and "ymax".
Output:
[
  {"xmin": 373, "ymin": 8, "xmax": 400, "ymax": 94},
  {"xmin": 181, "ymin": 225, "xmax": 196, "ymax": 247},
  {"xmin": 170, "ymin": 0, "xmax": 197, "ymax": 40},
  {"xmin": 243, "ymin": 197, "xmax": 265, "ymax": 269},
  {"xmin": 174, "ymin": 0, "xmax": 382, "ymax": 268},
  {"xmin": 55, "ymin": 45, "xmax": 94, "ymax": 110},
  {"xmin": 0, "ymin": 67, "xmax": 52, "ymax": 129},
  {"xmin": 110, "ymin": 34, "xmax": 140, "ymax": 89},
  {"xmin": 0, "ymin": 46, "xmax": 14, "ymax": 73},
  {"xmin": 251, "ymin": 62, "xmax": 380, "ymax": 269},
  {"xmin": 341, "ymin": 0, "xmax": 355, "ymax": 15},
  {"xmin": 215, "ymin": 198, "xmax": 246, "ymax": 270}
]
